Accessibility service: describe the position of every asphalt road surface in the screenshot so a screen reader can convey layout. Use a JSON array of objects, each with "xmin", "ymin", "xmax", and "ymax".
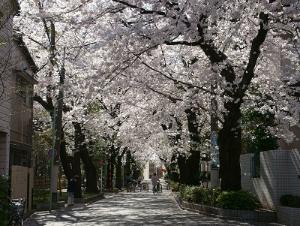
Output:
[{"xmin": 24, "ymin": 191, "xmax": 281, "ymax": 226}]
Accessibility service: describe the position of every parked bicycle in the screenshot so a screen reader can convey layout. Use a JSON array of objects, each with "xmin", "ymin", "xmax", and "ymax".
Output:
[
  {"xmin": 8, "ymin": 198, "xmax": 25, "ymax": 226},
  {"xmin": 126, "ymin": 180, "xmax": 137, "ymax": 192}
]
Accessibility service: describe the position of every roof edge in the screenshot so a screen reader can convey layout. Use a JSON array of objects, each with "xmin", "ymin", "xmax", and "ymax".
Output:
[{"xmin": 13, "ymin": 33, "xmax": 39, "ymax": 74}]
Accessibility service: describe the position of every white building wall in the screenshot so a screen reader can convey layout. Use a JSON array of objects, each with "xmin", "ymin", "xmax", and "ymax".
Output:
[{"xmin": 241, "ymin": 150, "xmax": 300, "ymax": 210}]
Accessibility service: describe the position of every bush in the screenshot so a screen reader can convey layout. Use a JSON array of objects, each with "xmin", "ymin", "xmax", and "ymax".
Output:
[
  {"xmin": 169, "ymin": 181, "xmax": 180, "ymax": 192},
  {"xmin": 0, "ymin": 175, "xmax": 9, "ymax": 225},
  {"xmin": 280, "ymin": 195, "xmax": 300, "ymax": 208},
  {"xmin": 216, "ymin": 190, "xmax": 260, "ymax": 210},
  {"xmin": 113, "ymin": 188, "xmax": 119, "ymax": 193},
  {"xmin": 33, "ymin": 189, "xmax": 50, "ymax": 204},
  {"xmin": 179, "ymin": 185, "xmax": 221, "ymax": 206}
]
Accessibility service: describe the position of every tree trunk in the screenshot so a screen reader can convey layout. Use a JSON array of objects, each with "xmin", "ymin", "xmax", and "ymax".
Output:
[
  {"xmin": 185, "ymin": 151, "xmax": 201, "ymax": 185},
  {"xmin": 116, "ymin": 148, "xmax": 126, "ymax": 190},
  {"xmin": 73, "ymin": 122, "xmax": 99, "ymax": 193},
  {"xmin": 177, "ymin": 154, "xmax": 188, "ymax": 184},
  {"xmin": 59, "ymin": 131, "xmax": 73, "ymax": 180},
  {"xmin": 72, "ymin": 151, "xmax": 82, "ymax": 198},
  {"xmin": 218, "ymin": 103, "xmax": 242, "ymax": 191},
  {"xmin": 106, "ymin": 146, "xmax": 117, "ymax": 191},
  {"xmin": 124, "ymin": 150, "xmax": 131, "ymax": 185},
  {"xmin": 116, "ymin": 155, "xmax": 123, "ymax": 190},
  {"xmin": 80, "ymin": 150, "xmax": 99, "ymax": 193},
  {"xmin": 184, "ymin": 107, "xmax": 201, "ymax": 185}
]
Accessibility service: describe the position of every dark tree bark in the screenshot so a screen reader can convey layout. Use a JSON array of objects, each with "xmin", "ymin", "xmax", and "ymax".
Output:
[
  {"xmin": 116, "ymin": 148, "xmax": 127, "ymax": 190},
  {"xmin": 124, "ymin": 150, "xmax": 132, "ymax": 181},
  {"xmin": 72, "ymin": 150, "xmax": 82, "ymax": 198},
  {"xmin": 73, "ymin": 122, "xmax": 99, "ymax": 193},
  {"xmin": 184, "ymin": 107, "xmax": 201, "ymax": 185},
  {"xmin": 219, "ymin": 103, "xmax": 242, "ymax": 190},
  {"xmin": 73, "ymin": 122, "xmax": 83, "ymax": 198},
  {"xmin": 177, "ymin": 154, "xmax": 187, "ymax": 184},
  {"xmin": 106, "ymin": 145, "xmax": 118, "ymax": 191},
  {"xmin": 59, "ymin": 131, "xmax": 72, "ymax": 180}
]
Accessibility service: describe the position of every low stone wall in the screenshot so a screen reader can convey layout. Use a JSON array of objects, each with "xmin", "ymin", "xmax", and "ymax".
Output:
[
  {"xmin": 75, "ymin": 193, "xmax": 105, "ymax": 204},
  {"xmin": 175, "ymin": 196, "xmax": 277, "ymax": 223},
  {"xmin": 277, "ymin": 206, "xmax": 300, "ymax": 226},
  {"xmin": 35, "ymin": 193, "xmax": 105, "ymax": 210}
]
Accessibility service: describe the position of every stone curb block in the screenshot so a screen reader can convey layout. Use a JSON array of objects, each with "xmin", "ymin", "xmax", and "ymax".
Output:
[{"xmin": 174, "ymin": 195, "xmax": 277, "ymax": 223}]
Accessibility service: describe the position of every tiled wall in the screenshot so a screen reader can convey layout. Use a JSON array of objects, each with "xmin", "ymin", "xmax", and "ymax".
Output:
[{"xmin": 241, "ymin": 150, "xmax": 300, "ymax": 209}]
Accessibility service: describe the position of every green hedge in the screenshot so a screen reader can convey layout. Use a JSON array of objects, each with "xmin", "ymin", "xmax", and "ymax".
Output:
[
  {"xmin": 179, "ymin": 185, "xmax": 260, "ymax": 210},
  {"xmin": 0, "ymin": 175, "xmax": 9, "ymax": 225},
  {"xmin": 169, "ymin": 181, "xmax": 181, "ymax": 192},
  {"xmin": 216, "ymin": 190, "xmax": 260, "ymax": 210},
  {"xmin": 280, "ymin": 195, "xmax": 300, "ymax": 208},
  {"xmin": 179, "ymin": 186, "xmax": 220, "ymax": 206}
]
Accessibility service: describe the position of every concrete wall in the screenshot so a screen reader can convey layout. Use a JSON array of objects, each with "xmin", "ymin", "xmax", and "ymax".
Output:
[
  {"xmin": 241, "ymin": 150, "xmax": 300, "ymax": 210},
  {"xmin": 11, "ymin": 165, "xmax": 34, "ymax": 212}
]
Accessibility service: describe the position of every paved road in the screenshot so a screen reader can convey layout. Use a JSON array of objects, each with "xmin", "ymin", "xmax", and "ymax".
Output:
[{"xmin": 25, "ymin": 191, "xmax": 280, "ymax": 226}]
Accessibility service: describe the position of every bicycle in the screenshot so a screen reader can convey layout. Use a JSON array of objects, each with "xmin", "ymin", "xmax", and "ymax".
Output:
[
  {"xmin": 153, "ymin": 182, "xmax": 162, "ymax": 194},
  {"xmin": 8, "ymin": 199, "xmax": 25, "ymax": 226},
  {"xmin": 126, "ymin": 181, "xmax": 137, "ymax": 192}
]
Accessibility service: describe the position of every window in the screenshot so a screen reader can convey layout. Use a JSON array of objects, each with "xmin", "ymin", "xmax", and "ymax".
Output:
[
  {"xmin": 10, "ymin": 146, "xmax": 31, "ymax": 168},
  {"xmin": 251, "ymin": 152, "xmax": 260, "ymax": 178},
  {"xmin": 16, "ymin": 77, "xmax": 32, "ymax": 107}
]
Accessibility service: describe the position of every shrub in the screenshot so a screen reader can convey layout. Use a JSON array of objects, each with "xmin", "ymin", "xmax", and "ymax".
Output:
[
  {"xmin": 33, "ymin": 189, "xmax": 50, "ymax": 204},
  {"xmin": 182, "ymin": 186, "xmax": 194, "ymax": 202},
  {"xmin": 216, "ymin": 190, "xmax": 260, "ymax": 210},
  {"xmin": 169, "ymin": 181, "xmax": 180, "ymax": 192},
  {"xmin": 113, "ymin": 188, "xmax": 119, "ymax": 193},
  {"xmin": 0, "ymin": 175, "xmax": 9, "ymax": 225},
  {"xmin": 179, "ymin": 186, "xmax": 221, "ymax": 206},
  {"xmin": 280, "ymin": 195, "xmax": 300, "ymax": 208}
]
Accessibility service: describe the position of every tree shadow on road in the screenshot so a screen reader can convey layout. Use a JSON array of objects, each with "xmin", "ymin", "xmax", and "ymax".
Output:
[{"xmin": 25, "ymin": 192, "xmax": 278, "ymax": 226}]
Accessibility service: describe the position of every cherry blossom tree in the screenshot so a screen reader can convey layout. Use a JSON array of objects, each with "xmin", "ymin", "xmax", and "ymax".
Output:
[
  {"xmin": 15, "ymin": 0, "xmax": 299, "ymax": 192},
  {"xmin": 99, "ymin": 0, "xmax": 299, "ymax": 190}
]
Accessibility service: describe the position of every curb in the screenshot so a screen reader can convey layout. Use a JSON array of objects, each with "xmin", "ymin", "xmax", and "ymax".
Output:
[
  {"xmin": 24, "ymin": 193, "xmax": 105, "ymax": 223},
  {"xmin": 173, "ymin": 194, "xmax": 280, "ymax": 225}
]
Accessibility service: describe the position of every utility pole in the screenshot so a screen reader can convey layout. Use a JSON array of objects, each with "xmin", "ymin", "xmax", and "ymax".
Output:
[{"xmin": 49, "ymin": 48, "xmax": 66, "ymax": 210}]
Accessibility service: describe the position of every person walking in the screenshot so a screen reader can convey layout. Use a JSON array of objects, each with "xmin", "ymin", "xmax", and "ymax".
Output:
[
  {"xmin": 137, "ymin": 175, "xmax": 143, "ymax": 191},
  {"xmin": 67, "ymin": 177, "xmax": 76, "ymax": 206},
  {"xmin": 151, "ymin": 173, "xmax": 159, "ymax": 194}
]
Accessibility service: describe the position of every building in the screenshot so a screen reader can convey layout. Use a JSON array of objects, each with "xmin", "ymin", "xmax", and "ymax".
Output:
[
  {"xmin": 0, "ymin": 0, "xmax": 37, "ymax": 212},
  {"xmin": 9, "ymin": 35, "xmax": 38, "ymax": 212},
  {"xmin": 0, "ymin": 0, "xmax": 20, "ymax": 176}
]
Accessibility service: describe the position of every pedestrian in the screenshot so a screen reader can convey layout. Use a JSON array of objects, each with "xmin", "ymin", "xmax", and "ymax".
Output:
[
  {"xmin": 137, "ymin": 175, "xmax": 143, "ymax": 191},
  {"xmin": 67, "ymin": 177, "xmax": 76, "ymax": 206},
  {"xmin": 151, "ymin": 173, "xmax": 159, "ymax": 194}
]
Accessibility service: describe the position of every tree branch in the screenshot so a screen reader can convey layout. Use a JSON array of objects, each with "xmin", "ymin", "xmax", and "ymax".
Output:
[
  {"xmin": 237, "ymin": 12, "xmax": 269, "ymax": 98},
  {"xmin": 141, "ymin": 61, "xmax": 211, "ymax": 94},
  {"xmin": 112, "ymin": 0, "xmax": 167, "ymax": 16},
  {"xmin": 33, "ymin": 94, "xmax": 54, "ymax": 113},
  {"xmin": 145, "ymin": 84, "xmax": 182, "ymax": 103}
]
